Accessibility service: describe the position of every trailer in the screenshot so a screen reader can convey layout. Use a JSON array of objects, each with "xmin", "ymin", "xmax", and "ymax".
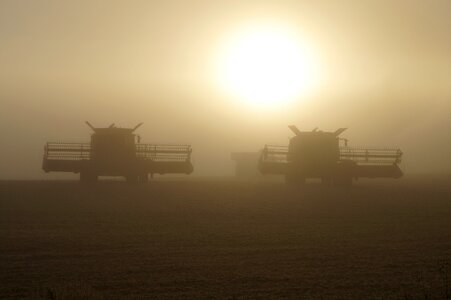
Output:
[
  {"xmin": 42, "ymin": 122, "xmax": 193, "ymax": 183},
  {"xmin": 259, "ymin": 126, "xmax": 403, "ymax": 185}
]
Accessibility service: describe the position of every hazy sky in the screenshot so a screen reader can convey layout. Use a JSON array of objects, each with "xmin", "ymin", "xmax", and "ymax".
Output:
[{"xmin": 1, "ymin": 0, "xmax": 450, "ymax": 179}]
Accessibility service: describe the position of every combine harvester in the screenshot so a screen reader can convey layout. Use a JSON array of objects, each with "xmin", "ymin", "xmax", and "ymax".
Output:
[
  {"xmin": 259, "ymin": 126, "xmax": 403, "ymax": 185},
  {"xmin": 42, "ymin": 122, "xmax": 193, "ymax": 183}
]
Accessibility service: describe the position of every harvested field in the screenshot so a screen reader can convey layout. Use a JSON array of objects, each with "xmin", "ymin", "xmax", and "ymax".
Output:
[{"xmin": 1, "ymin": 176, "xmax": 451, "ymax": 299}]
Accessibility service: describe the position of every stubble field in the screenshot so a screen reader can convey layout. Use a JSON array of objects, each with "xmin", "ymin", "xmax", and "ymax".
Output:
[{"xmin": 1, "ymin": 176, "xmax": 451, "ymax": 299}]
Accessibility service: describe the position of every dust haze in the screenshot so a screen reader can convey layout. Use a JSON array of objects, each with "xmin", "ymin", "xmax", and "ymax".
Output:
[
  {"xmin": 2, "ymin": 2, "xmax": 451, "ymax": 299},
  {"xmin": 1, "ymin": 0, "xmax": 451, "ymax": 179}
]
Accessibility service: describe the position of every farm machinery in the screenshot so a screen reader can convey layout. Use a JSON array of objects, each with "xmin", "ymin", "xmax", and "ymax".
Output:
[
  {"xmin": 259, "ymin": 126, "xmax": 403, "ymax": 185},
  {"xmin": 42, "ymin": 122, "xmax": 193, "ymax": 183}
]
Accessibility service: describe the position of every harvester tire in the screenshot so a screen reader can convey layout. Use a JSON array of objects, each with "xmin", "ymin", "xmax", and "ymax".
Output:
[
  {"xmin": 285, "ymin": 173, "xmax": 305, "ymax": 185},
  {"xmin": 126, "ymin": 175, "xmax": 138, "ymax": 184},
  {"xmin": 333, "ymin": 177, "xmax": 352, "ymax": 187},
  {"xmin": 321, "ymin": 177, "xmax": 333, "ymax": 185},
  {"xmin": 80, "ymin": 170, "xmax": 97, "ymax": 184},
  {"xmin": 138, "ymin": 174, "xmax": 149, "ymax": 184}
]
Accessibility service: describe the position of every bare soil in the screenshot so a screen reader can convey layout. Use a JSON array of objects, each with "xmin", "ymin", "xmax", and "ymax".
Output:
[{"xmin": 1, "ymin": 176, "xmax": 451, "ymax": 299}]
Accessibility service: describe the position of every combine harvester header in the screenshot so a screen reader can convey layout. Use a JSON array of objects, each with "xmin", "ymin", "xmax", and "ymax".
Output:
[
  {"xmin": 42, "ymin": 122, "xmax": 193, "ymax": 183},
  {"xmin": 259, "ymin": 126, "xmax": 403, "ymax": 185}
]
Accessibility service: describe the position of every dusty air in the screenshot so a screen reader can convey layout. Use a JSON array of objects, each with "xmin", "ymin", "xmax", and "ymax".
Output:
[
  {"xmin": 43, "ymin": 122, "xmax": 403, "ymax": 186},
  {"xmin": 1, "ymin": 1, "xmax": 451, "ymax": 299}
]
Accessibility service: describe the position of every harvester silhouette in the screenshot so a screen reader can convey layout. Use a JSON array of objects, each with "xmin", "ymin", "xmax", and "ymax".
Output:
[
  {"xmin": 259, "ymin": 126, "xmax": 403, "ymax": 185},
  {"xmin": 42, "ymin": 122, "xmax": 193, "ymax": 183}
]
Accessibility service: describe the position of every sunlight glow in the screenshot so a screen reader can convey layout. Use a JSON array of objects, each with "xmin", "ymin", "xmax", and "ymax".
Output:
[{"xmin": 218, "ymin": 24, "xmax": 320, "ymax": 108}]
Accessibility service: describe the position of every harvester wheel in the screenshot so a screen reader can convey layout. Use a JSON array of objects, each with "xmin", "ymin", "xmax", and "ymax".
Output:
[
  {"xmin": 285, "ymin": 173, "xmax": 305, "ymax": 185},
  {"xmin": 138, "ymin": 174, "xmax": 149, "ymax": 184},
  {"xmin": 80, "ymin": 170, "xmax": 97, "ymax": 184},
  {"xmin": 80, "ymin": 172, "xmax": 87, "ymax": 184},
  {"xmin": 126, "ymin": 175, "xmax": 138, "ymax": 184},
  {"xmin": 321, "ymin": 177, "xmax": 332, "ymax": 185},
  {"xmin": 333, "ymin": 177, "xmax": 352, "ymax": 187}
]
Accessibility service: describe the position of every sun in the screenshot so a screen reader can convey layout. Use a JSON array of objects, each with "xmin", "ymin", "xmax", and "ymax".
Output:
[{"xmin": 218, "ymin": 24, "xmax": 320, "ymax": 107}]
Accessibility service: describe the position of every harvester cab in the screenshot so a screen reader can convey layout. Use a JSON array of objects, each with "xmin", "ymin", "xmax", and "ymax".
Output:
[
  {"xmin": 86, "ymin": 122, "xmax": 142, "ymax": 166},
  {"xmin": 287, "ymin": 126, "xmax": 345, "ymax": 168},
  {"xmin": 260, "ymin": 126, "xmax": 403, "ymax": 185},
  {"xmin": 42, "ymin": 122, "xmax": 193, "ymax": 183}
]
